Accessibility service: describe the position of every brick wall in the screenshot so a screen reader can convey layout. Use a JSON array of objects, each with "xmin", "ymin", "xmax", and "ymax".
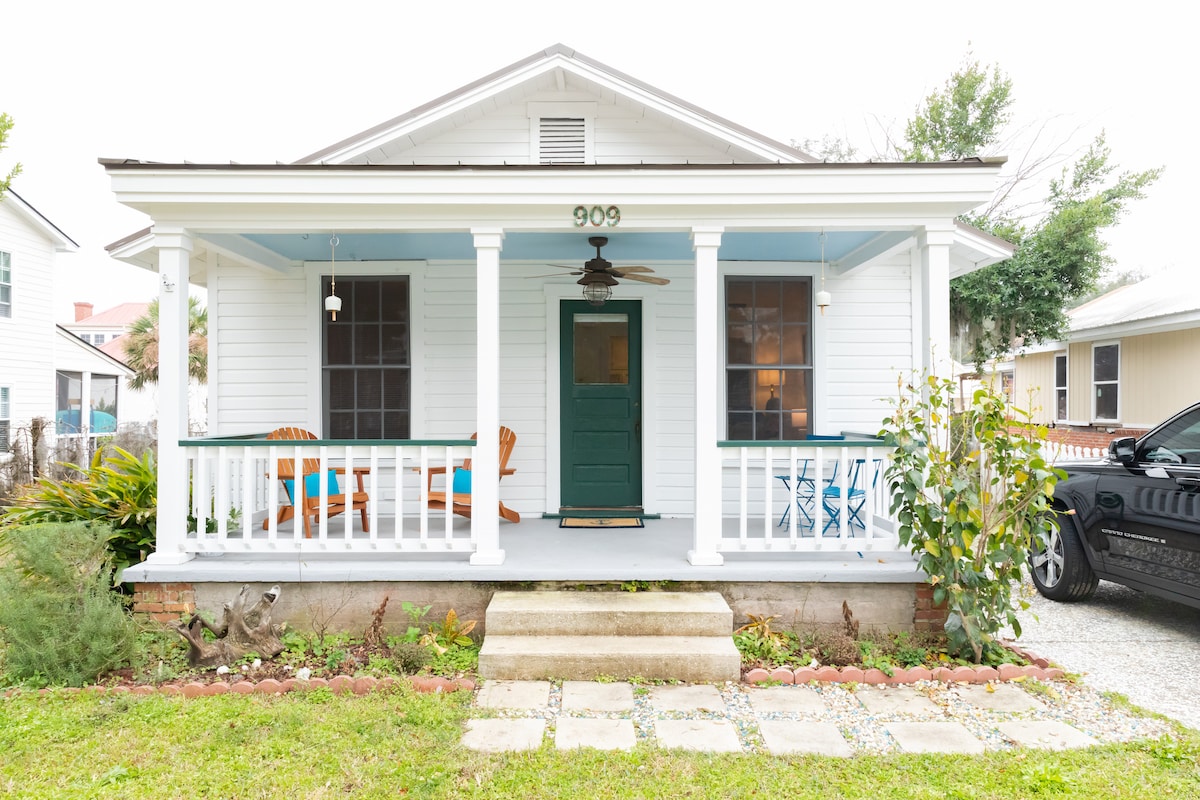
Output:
[
  {"xmin": 132, "ymin": 582, "xmax": 196, "ymax": 624},
  {"xmin": 1044, "ymin": 425, "xmax": 1148, "ymax": 451},
  {"xmin": 912, "ymin": 583, "xmax": 948, "ymax": 632}
]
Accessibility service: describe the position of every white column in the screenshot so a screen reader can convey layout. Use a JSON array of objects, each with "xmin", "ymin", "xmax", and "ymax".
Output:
[
  {"xmin": 689, "ymin": 227, "xmax": 724, "ymax": 566},
  {"xmin": 79, "ymin": 371, "xmax": 92, "ymax": 436},
  {"xmin": 918, "ymin": 227, "xmax": 955, "ymax": 383},
  {"xmin": 144, "ymin": 228, "xmax": 194, "ymax": 565},
  {"xmin": 470, "ymin": 228, "xmax": 505, "ymax": 566}
]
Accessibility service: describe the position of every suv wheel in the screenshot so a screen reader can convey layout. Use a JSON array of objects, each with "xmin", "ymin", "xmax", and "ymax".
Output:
[{"xmin": 1030, "ymin": 511, "xmax": 1099, "ymax": 601}]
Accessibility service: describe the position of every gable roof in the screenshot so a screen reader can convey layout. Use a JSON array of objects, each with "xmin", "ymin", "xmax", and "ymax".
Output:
[
  {"xmin": 54, "ymin": 326, "xmax": 134, "ymax": 374},
  {"xmin": 1, "ymin": 189, "xmax": 79, "ymax": 251},
  {"xmin": 297, "ymin": 43, "xmax": 815, "ymax": 166},
  {"xmin": 69, "ymin": 302, "xmax": 150, "ymax": 328},
  {"xmin": 1068, "ymin": 266, "xmax": 1200, "ymax": 335}
]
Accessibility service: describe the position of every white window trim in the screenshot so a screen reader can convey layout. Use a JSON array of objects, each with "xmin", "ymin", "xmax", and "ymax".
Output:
[
  {"xmin": 1091, "ymin": 341, "xmax": 1121, "ymax": 423},
  {"xmin": 717, "ymin": 262, "xmax": 823, "ymax": 438},
  {"xmin": 1054, "ymin": 351, "xmax": 1069, "ymax": 423},
  {"xmin": 0, "ymin": 249, "xmax": 12, "ymax": 320}
]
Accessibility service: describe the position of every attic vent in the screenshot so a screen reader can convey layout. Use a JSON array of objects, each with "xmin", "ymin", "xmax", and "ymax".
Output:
[{"xmin": 539, "ymin": 117, "xmax": 586, "ymax": 164}]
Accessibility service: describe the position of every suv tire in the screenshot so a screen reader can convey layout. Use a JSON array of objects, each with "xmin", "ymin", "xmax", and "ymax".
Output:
[{"xmin": 1030, "ymin": 511, "xmax": 1099, "ymax": 601}]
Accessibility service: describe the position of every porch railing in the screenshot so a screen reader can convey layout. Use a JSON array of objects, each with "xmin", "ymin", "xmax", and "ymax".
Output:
[
  {"xmin": 182, "ymin": 435, "xmax": 476, "ymax": 555},
  {"xmin": 718, "ymin": 435, "xmax": 900, "ymax": 553}
]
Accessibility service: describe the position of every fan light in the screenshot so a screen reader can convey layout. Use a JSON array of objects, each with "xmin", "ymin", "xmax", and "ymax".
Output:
[{"xmin": 582, "ymin": 278, "xmax": 612, "ymax": 306}]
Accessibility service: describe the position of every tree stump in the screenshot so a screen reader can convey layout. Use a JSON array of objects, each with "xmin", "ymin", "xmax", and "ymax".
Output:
[{"xmin": 171, "ymin": 584, "xmax": 285, "ymax": 669}]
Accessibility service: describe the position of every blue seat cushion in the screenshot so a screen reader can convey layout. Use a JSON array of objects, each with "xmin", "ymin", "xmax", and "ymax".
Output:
[
  {"xmin": 452, "ymin": 468, "xmax": 472, "ymax": 494},
  {"xmin": 283, "ymin": 470, "xmax": 340, "ymax": 502}
]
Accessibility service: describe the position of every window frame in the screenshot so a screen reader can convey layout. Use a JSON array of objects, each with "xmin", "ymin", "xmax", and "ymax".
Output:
[
  {"xmin": 320, "ymin": 274, "xmax": 412, "ymax": 440},
  {"xmin": 1054, "ymin": 352, "xmax": 1068, "ymax": 423},
  {"xmin": 1092, "ymin": 341, "xmax": 1121, "ymax": 422},
  {"xmin": 723, "ymin": 275, "xmax": 815, "ymax": 441},
  {"xmin": 0, "ymin": 249, "xmax": 12, "ymax": 319}
]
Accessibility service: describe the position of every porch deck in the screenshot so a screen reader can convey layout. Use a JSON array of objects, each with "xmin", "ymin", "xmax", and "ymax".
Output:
[{"xmin": 123, "ymin": 515, "xmax": 921, "ymax": 585}]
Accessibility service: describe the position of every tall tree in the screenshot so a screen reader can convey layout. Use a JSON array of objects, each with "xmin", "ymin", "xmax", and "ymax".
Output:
[
  {"xmin": 0, "ymin": 112, "xmax": 22, "ymax": 199},
  {"xmin": 122, "ymin": 297, "xmax": 208, "ymax": 390},
  {"xmin": 898, "ymin": 60, "xmax": 1161, "ymax": 365}
]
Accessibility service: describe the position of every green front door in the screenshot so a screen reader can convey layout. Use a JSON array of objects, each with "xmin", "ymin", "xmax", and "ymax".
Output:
[{"xmin": 560, "ymin": 300, "xmax": 642, "ymax": 509}]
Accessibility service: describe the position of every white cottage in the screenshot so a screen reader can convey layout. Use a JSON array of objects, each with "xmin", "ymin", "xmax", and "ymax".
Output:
[{"xmin": 107, "ymin": 45, "xmax": 1012, "ymax": 631}]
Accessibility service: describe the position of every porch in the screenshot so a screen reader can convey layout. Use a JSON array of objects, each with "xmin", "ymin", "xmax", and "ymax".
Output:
[{"xmin": 135, "ymin": 433, "xmax": 904, "ymax": 568}]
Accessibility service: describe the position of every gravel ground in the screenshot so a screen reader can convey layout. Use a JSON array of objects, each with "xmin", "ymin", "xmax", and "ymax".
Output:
[{"xmin": 1013, "ymin": 580, "xmax": 1200, "ymax": 731}]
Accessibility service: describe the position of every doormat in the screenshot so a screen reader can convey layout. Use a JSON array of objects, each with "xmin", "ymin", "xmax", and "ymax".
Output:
[{"xmin": 559, "ymin": 517, "xmax": 644, "ymax": 529}]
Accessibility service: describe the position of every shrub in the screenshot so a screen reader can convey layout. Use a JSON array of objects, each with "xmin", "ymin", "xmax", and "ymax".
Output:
[
  {"xmin": 0, "ymin": 446, "xmax": 156, "ymax": 575},
  {"xmin": 882, "ymin": 373, "xmax": 1062, "ymax": 662},
  {"xmin": 0, "ymin": 522, "xmax": 138, "ymax": 687},
  {"xmin": 392, "ymin": 642, "xmax": 432, "ymax": 674}
]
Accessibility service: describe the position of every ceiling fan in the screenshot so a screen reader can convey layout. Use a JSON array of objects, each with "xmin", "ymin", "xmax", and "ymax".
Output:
[{"xmin": 538, "ymin": 236, "xmax": 669, "ymax": 306}]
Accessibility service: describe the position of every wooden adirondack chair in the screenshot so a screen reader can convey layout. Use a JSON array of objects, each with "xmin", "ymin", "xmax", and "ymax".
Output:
[
  {"xmin": 263, "ymin": 427, "xmax": 370, "ymax": 538},
  {"xmin": 425, "ymin": 426, "xmax": 520, "ymax": 523}
]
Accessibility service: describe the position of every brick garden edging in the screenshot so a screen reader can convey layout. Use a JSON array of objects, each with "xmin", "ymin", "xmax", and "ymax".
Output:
[
  {"xmin": 4, "ymin": 675, "xmax": 475, "ymax": 699},
  {"xmin": 743, "ymin": 642, "xmax": 1062, "ymax": 686}
]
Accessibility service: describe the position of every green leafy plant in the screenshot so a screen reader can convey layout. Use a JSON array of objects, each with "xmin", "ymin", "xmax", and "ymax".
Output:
[
  {"xmin": 420, "ymin": 609, "xmax": 476, "ymax": 655},
  {"xmin": 391, "ymin": 642, "xmax": 431, "ymax": 675},
  {"xmin": 0, "ymin": 447, "xmax": 157, "ymax": 575},
  {"xmin": 400, "ymin": 601, "xmax": 431, "ymax": 644},
  {"xmin": 883, "ymin": 373, "xmax": 1064, "ymax": 662},
  {"xmin": 0, "ymin": 522, "xmax": 138, "ymax": 686},
  {"xmin": 428, "ymin": 643, "xmax": 478, "ymax": 676}
]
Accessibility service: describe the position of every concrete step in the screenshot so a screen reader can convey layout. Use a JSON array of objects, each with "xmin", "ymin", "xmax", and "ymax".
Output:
[
  {"xmin": 478, "ymin": 634, "xmax": 742, "ymax": 682},
  {"xmin": 484, "ymin": 590, "xmax": 733, "ymax": 637}
]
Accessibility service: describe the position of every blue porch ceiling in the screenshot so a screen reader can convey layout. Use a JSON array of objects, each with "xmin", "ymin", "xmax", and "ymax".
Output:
[{"xmin": 240, "ymin": 231, "xmax": 880, "ymax": 264}]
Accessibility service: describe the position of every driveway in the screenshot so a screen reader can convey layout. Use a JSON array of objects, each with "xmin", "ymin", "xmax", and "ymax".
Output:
[{"xmin": 1015, "ymin": 580, "xmax": 1200, "ymax": 731}]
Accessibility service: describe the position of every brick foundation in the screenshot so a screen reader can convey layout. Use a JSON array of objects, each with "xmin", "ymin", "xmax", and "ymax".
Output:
[
  {"xmin": 132, "ymin": 582, "xmax": 196, "ymax": 624},
  {"xmin": 912, "ymin": 583, "xmax": 948, "ymax": 633}
]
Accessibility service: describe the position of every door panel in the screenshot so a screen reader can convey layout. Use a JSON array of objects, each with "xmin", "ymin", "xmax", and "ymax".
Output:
[{"xmin": 560, "ymin": 301, "xmax": 642, "ymax": 509}]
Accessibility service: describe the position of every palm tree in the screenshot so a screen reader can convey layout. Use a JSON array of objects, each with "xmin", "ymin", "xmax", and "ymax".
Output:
[{"xmin": 123, "ymin": 297, "xmax": 207, "ymax": 390}]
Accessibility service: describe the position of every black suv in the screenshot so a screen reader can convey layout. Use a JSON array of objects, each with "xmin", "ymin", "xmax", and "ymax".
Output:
[{"xmin": 1031, "ymin": 402, "xmax": 1200, "ymax": 609}]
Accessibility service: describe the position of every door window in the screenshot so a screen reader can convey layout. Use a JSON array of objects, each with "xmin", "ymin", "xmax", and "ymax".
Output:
[
  {"xmin": 573, "ymin": 314, "xmax": 628, "ymax": 385},
  {"xmin": 1140, "ymin": 408, "xmax": 1200, "ymax": 465}
]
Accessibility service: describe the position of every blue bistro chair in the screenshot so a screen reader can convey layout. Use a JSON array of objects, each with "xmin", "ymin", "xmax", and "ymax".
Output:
[
  {"xmin": 821, "ymin": 458, "xmax": 882, "ymax": 533},
  {"xmin": 776, "ymin": 435, "xmax": 845, "ymax": 530}
]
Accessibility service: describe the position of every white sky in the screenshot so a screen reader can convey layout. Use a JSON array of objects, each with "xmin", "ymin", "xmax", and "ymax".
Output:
[{"xmin": 1, "ymin": 0, "xmax": 1184, "ymax": 322}]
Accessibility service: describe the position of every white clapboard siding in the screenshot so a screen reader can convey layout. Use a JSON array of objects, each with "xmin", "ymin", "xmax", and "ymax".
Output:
[
  {"xmin": 0, "ymin": 201, "xmax": 58, "ymax": 435},
  {"xmin": 380, "ymin": 88, "xmax": 744, "ymax": 166}
]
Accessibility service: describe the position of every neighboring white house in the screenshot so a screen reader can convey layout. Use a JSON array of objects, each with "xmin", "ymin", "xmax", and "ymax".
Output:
[
  {"xmin": 52, "ymin": 324, "xmax": 136, "ymax": 440},
  {"xmin": 105, "ymin": 44, "xmax": 1013, "ymax": 600},
  {"xmin": 0, "ymin": 189, "xmax": 78, "ymax": 458},
  {"xmin": 1013, "ymin": 265, "xmax": 1200, "ymax": 449}
]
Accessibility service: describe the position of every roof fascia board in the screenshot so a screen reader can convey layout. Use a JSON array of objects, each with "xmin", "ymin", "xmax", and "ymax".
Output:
[
  {"xmin": 4, "ymin": 190, "xmax": 79, "ymax": 251},
  {"xmin": 1067, "ymin": 310, "xmax": 1200, "ymax": 342},
  {"xmin": 54, "ymin": 326, "xmax": 135, "ymax": 374}
]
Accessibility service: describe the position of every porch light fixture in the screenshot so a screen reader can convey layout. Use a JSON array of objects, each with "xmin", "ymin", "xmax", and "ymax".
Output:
[
  {"xmin": 581, "ymin": 272, "xmax": 616, "ymax": 307},
  {"xmin": 815, "ymin": 230, "xmax": 832, "ymax": 315},
  {"xmin": 325, "ymin": 234, "xmax": 342, "ymax": 320}
]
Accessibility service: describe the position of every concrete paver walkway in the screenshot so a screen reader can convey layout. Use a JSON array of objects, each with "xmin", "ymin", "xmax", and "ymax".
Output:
[{"xmin": 461, "ymin": 678, "xmax": 1172, "ymax": 755}]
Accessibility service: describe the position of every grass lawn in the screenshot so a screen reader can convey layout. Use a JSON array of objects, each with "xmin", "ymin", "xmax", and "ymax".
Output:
[{"xmin": 2, "ymin": 687, "xmax": 1197, "ymax": 799}]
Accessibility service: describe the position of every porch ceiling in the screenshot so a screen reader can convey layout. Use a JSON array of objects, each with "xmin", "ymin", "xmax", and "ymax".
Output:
[{"xmin": 238, "ymin": 230, "xmax": 879, "ymax": 265}]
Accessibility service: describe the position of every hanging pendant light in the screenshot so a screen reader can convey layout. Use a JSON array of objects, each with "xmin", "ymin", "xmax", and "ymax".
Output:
[
  {"xmin": 815, "ymin": 230, "xmax": 832, "ymax": 315},
  {"xmin": 325, "ymin": 234, "xmax": 342, "ymax": 320}
]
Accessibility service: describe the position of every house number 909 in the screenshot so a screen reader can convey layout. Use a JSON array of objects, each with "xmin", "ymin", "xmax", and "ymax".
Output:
[{"xmin": 573, "ymin": 205, "xmax": 620, "ymax": 227}]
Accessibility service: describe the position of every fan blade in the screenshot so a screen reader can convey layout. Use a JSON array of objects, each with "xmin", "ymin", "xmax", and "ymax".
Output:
[
  {"xmin": 611, "ymin": 266, "xmax": 654, "ymax": 275},
  {"xmin": 526, "ymin": 272, "xmax": 583, "ymax": 278},
  {"xmin": 545, "ymin": 263, "xmax": 586, "ymax": 271},
  {"xmin": 620, "ymin": 273, "xmax": 670, "ymax": 286}
]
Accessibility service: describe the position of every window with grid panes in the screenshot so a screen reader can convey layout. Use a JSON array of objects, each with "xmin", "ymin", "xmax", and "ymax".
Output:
[
  {"xmin": 725, "ymin": 277, "xmax": 813, "ymax": 440},
  {"xmin": 322, "ymin": 276, "xmax": 411, "ymax": 439},
  {"xmin": 0, "ymin": 250, "xmax": 11, "ymax": 318}
]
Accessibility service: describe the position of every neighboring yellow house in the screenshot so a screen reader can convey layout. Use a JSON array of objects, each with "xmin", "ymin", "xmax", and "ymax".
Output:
[{"xmin": 1012, "ymin": 266, "xmax": 1200, "ymax": 448}]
